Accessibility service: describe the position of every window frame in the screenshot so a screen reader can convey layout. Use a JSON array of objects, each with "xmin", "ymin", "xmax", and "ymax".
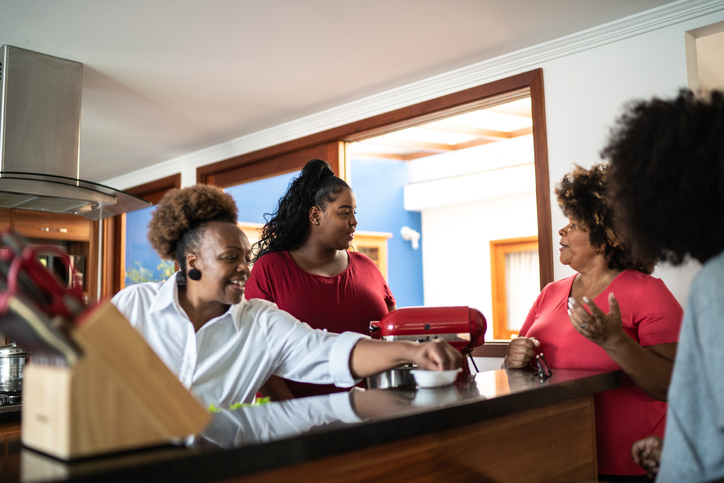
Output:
[
  {"xmin": 490, "ymin": 235, "xmax": 539, "ymax": 340},
  {"xmin": 102, "ymin": 174, "xmax": 181, "ymax": 296}
]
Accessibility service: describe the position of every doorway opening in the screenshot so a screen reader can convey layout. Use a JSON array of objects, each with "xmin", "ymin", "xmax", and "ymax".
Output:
[{"xmin": 345, "ymin": 93, "xmax": 539, "ymax": 340}]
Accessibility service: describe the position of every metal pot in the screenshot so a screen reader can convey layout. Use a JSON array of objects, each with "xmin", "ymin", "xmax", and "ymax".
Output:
[
  {"xmin": 364, "ymin": 365, "xmax": 417, "ymax": 390},
  {"xmin": 0, "ymin": 342, "xmax": 30, "ymax": 392}
]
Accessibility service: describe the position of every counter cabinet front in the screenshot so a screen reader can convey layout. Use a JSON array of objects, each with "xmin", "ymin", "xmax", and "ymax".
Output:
[{"xmin": 8, "ymin": 368, "xmax": 620, "ymax": 483}]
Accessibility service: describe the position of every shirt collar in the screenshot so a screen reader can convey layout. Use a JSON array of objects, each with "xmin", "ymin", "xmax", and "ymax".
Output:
[
  {"xmin": 150, "ymin": 271, "xmax": 245, "ymax": 332},
  {"xmin": 149, "ymin": 271, "xmax": 181, "ymax": 313}
]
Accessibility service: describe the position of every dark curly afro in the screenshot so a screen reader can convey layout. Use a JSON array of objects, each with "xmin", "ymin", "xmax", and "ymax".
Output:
[
  {"xmin": 148, "ymin": 185, "xmax": 238, "ymax": 272},
  {"xmin": 603, "ymin": 89, "xmax": 724, "ymax": 265},
  {"xmin": 555, "ymin": 163, "xmax": 655, "ymax": 274}
]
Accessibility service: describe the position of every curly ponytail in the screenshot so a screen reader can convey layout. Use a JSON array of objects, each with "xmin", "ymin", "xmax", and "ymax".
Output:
[{"xmin": 253, "ymin": 159, "xmax": 350, "ymax": 260}]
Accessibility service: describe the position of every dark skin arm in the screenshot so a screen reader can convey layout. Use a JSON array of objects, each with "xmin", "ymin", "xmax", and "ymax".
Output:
[
  {"xmin": 569, "ymin": 292, "xmax": 676, "ymax": 401},
  {"xmin": 349, "ymin": 338, "xmax": 461, "ymax": 377},
  {"xmin": 260, "ymin": 338, "xmax": 461, "ymax": 400},
  {"xmin": 260, "ymin": 305, "xmax": 398, "ymax": 401}
]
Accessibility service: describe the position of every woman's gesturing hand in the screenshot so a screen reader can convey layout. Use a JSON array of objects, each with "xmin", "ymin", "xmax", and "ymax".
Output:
[
  {"xmin": 504, "ymin": 337, "xmax": 540, "ymax": 369},
  {"xmin": 568, "ymin": 292, "xmax": 627, "ymax": 350},
  {"xmin": 411, "ymin": 339, "xmax": 463, "ymax": 371}
]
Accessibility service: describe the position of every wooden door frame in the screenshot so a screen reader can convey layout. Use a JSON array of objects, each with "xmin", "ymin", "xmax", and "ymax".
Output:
[
  {"xmin": 197, "ymin": 69, "xmax": 553, "ymax": 292},
  {"xmin": 101, "ymin": 174, "xmax": 181, "ymax": 297}
]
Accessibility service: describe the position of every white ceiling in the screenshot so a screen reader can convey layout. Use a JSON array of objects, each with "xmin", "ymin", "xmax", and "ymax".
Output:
[{"xmin": 0, "ymin": 0, "xmax": 676, "ymax": 183}]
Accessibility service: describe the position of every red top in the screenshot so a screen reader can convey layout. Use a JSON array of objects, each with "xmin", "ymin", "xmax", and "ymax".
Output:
[
  {"xmin": 245, "ymin": 250, "xmax": 395, "ymax": 397},
  {"xmin": 520, "ymin": 269, "xmax": 683, "ymax": 475}
]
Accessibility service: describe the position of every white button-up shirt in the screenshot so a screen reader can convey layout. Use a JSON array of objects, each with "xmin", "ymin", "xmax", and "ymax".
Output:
[{"xmin": 111, "ymin": 272, "xmax": 365, "ymax": 407}]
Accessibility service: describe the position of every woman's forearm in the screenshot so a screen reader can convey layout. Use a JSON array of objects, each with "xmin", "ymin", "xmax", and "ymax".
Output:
[
  {"xmin": 348, "ymin": 339, "xmax": 461, "ymax": 378},
  {"xmin": 603, "ymin": 338, "xmax": 675, "ymax": 401},
  {"xmin": 348, "ymin": 339, "xmax": 417, "ymax": 378}
]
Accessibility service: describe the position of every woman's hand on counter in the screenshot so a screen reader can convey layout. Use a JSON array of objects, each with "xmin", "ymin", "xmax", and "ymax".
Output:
[
  {"xmin": 503, "ymin": 337, "xmax": 539, "ymax": 369},
  {"xmin": 349, "ymin": 339, "xmax": 461, "ymax": 378}
]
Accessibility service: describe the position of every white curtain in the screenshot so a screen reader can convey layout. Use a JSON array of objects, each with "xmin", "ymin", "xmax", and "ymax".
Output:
[{"xmin": 505, "ymin": 250, "xmax": 540, "ymax": 331}]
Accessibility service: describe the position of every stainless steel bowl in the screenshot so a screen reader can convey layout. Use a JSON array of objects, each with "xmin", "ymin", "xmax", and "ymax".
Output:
[
  {"xmin": 0, "ymin": 342, "xmax": 30, "ymax": 392},
  {"xmin": 364, "ymin": 365, "xmax": 416, "ymax": 390}
]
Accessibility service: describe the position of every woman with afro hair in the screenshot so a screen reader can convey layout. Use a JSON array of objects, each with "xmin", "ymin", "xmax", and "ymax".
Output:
[
  {"xmin": 503, "ymin": 163, "xmax": 682, "ymax": 481},
  {"xmin": 111, "ymin": 184, "xmax": 459, "ymax": 409},
  {"xmin": 606, "ymin": 90, "xmax": 724, "ymax": 483},
  {"xmin": 245, "ymin": 159, "xmax": 396, "ymax": 399}
]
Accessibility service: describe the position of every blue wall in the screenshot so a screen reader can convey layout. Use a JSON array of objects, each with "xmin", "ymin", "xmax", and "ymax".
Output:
[
  {"xmin": 351, "ymin": 158, "xmax": 423, "ymax": 307},
  {"xmin": 226, "ymin": 171, "xmax": 300, "ymax": 224},
  {"xmin": 123, "ymin": 162, "xmax": 424, "ymax": 307}
]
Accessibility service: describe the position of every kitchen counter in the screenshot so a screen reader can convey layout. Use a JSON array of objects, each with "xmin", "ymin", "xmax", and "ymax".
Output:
[{"xmin": 3, "ymin": 368, "xmax": 620, "ymax": 483}]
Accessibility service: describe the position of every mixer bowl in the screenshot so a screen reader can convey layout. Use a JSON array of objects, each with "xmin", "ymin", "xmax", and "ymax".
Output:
[{"xmin": 364, "ymin": 365, "xmax": 416, "ymax": 390}]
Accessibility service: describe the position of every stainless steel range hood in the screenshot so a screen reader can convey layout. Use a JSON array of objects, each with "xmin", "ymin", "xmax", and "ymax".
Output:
[{"xmin": 0, "ymin": 45, "xmax": 151, "ymax": 220}]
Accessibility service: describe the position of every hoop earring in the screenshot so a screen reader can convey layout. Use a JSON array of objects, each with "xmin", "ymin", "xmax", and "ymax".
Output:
[{"xmin": 188, "ymin": 268, "xmax": 202, "ymax": 281}]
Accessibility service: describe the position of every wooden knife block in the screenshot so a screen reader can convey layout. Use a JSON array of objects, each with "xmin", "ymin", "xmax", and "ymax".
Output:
[{"xmin": 21, "ymin": 301, "xmax": 211, "ymax": 460}]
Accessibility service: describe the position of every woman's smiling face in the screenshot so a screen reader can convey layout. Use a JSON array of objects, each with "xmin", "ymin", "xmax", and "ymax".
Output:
[{"xmin": 189, "ymin": 221, "xmax": 251, "ymax": 306}]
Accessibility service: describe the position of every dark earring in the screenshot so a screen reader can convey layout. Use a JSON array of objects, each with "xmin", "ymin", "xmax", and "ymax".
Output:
[{"xmin": 188, "ymin": 268, "xmax": 202, "ymax": 281}]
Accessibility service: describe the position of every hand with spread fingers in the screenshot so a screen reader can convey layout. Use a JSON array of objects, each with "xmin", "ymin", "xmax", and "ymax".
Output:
[
  {"xmin": 568, "ymin": 292, "xmax": 627, "ymax": 350},
  {"xmin": 503, "ymin": 337, "xmax": 540, "ymax": 369}
]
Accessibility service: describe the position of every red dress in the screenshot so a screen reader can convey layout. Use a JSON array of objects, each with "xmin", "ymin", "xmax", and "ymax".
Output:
[
  {"xmin": 245, "ymin": 250, "xmax": 395, "ymax": 397},
  {"xmin": 520, "ymin": 269, "xmax": 683, "ymax": 475}
]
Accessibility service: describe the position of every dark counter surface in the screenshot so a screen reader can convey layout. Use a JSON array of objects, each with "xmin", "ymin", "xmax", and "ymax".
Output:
[{"xmin": 8, "ymin": 368, "xmax": 620, "ymax": 483}]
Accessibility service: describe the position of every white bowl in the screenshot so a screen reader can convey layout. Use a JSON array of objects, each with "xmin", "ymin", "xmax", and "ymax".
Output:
[{"xmin": 410, "ymin": 368, "xmax": 461, "ymax": 388}]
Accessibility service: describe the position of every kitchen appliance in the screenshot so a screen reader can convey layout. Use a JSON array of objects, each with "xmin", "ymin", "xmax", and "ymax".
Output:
[
  {"xmin": 0, "ymin": 341, "xmax": 28, "ymax": 392},
  {"xmin": 370, "ymin": 306, "xmax": 486, "ymax": 378},
  {"xmin": 38, "ymin": 254, "xmax": 86, "ymax": 291},
  {"xmin": 365, "ymin": 365, "xmax": 417, "ymax": 390},
  {"xmin": 0, "ymin": 45, "xmax": 151, "ymax": 219},
  {"xmin": 0, "ymin": 341, "xmax": 26, "ymax": 421}
]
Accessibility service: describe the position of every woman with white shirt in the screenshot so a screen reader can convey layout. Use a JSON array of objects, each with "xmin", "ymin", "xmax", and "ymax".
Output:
[{"xmin": 111, "ymin": 184, "xmax": 461, "ymax": 407}]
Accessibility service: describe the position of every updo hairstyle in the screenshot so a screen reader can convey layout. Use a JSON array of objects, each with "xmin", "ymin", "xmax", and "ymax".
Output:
[
  {"xmin": 253, "ymin": 159, "xmax": 350, "ymax": 260},
  {"xmin": 148, "ymin": 184, "xmax": 238, "ymax": 282},
  {"xmin": 555, "ymin": 163, "xmax": 655, "ymax": 274}
]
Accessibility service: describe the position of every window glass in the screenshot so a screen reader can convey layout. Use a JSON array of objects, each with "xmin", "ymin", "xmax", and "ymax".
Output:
[{"xmin": 124, "ymin": 205, "xmax": 174, "ymax": 285}]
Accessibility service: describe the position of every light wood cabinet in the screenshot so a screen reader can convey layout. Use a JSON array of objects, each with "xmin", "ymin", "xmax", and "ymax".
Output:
[
  {"xmin": 0, "ymin": 208, "xmax": 98, "ymax": 303},
  {"xmin": 13, "ymin": 210, "xmax": 91, "ymax": 241}
]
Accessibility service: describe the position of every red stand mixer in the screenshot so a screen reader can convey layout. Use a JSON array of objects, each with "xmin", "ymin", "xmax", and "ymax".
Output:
[{"xmin": 369, "ymin": 306, "xmax": 487, "ymax": 375}]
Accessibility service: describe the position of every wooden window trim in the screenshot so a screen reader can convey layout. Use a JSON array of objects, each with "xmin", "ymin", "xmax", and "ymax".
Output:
[
  {"xmin": 490, "ymin": 236, "xmax": 539, "ymax": 340},
  {"xmin": 102, "ymin": 174, "xmax": 181, "ymax": 297},
  {"xmin": 196, "ymin": 69, "xmax": 552, "ymax": 293},
  {"xmin": 350, "ymin": 231, "xmax": 392, "ymax": 280},
  {"xmin": 199, "ymin": 143, "xmax": 345, "ymax": 187}
]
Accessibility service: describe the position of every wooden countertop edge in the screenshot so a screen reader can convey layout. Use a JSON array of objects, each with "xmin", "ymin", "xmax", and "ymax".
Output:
[{"xmin": 20, "ymin": 370, "xmax": 620, "ymax": 483}]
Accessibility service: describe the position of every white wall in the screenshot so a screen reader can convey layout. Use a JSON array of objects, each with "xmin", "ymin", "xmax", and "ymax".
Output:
[
  {"xmin": 540, "ymin": 11, "xmax": 722, "ymax": 307},
  {"xmin": 421, "ymin": 190, "xmax": 538, "ymax": 340}
]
